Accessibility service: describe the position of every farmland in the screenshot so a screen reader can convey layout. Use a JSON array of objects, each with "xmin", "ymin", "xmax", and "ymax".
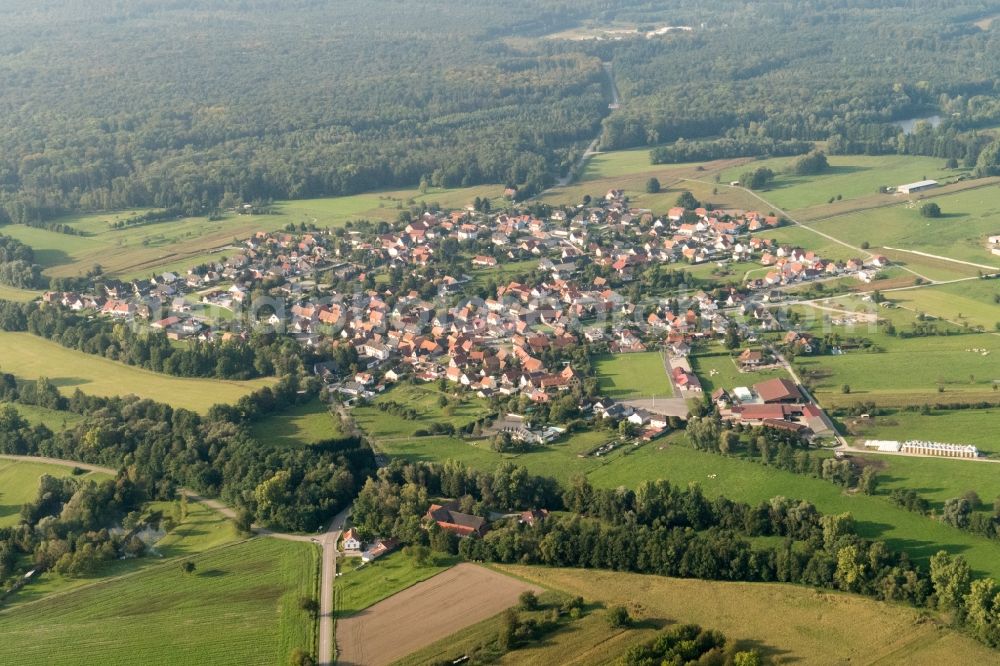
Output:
[
  {"xmin": 335, "ymin": 551, "xmax": 454, "ymax": 617},
  {"xmin": 336, "ymin": 563, "xmax": 539, "ymax": 666},
  {"xmin": 594, "ymin": 351, "xmax": 673, "ymax": 398},
  {"xmin": 717, "ymin": 154, "xmax": 960, "ymax": 212},
  {"xmin": 457, "ymin": 566, "xmax": 999, "ymax": 666},
  {"xmin": 0, "ymin": 538, "xmax": 317, "ymax": 666},
  {"xmin": 809, "ymin": 186, "xmax": 1000, "ymax": 269},
  {"xmin": 0, "ymin": 332, "xmax": 274, "ymax": 413},
  {"xmin": 250, "ymin": 400, "xmax": 345, "ymax": 448},
  {"xmin": 793, "ymin": 331, "xmax": 1000, "ymax": 408},
  {"xmin": 0, "ymin": 458, "xmax": 110, "ymax": 528},
  {"xmin": 886, "ymin": 279, "xmax": 1000, "ymax": 330}
]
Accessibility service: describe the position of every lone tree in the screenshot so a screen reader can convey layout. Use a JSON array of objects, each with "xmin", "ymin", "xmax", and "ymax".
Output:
[
  {"xmin": 519, "ymin": 590, "xmax": 539, "ymax": 610},
  {"xmin": 607, "ymin": 605, "xmax": 631, "ymax": 629},
  {"xmin": 299, "ymin": 596, "xmax": 320, "ymax": 617},
  {"xmin": 920, "ymin": 202, "xmax": 941, "ymax": 218},
  {"xmin": 181, "ymin": 560, "xmax": 196, "ymax": 575},
  {"xmin": 675, "ymin": 190, "xmax": 699, "ymax": 209},
  {"xmin": 646, "ymin": 177, "xmax": 661, "ymax": 194}
]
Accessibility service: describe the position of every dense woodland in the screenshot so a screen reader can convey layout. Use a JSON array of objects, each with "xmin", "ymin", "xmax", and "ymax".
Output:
[
  {"xmin": 2, "ymin": 2, "xmax": 1000, "ymax": 224},
  {"xmin": 0, "ymin": 370, "xmax": 375, "ymax": 532}
]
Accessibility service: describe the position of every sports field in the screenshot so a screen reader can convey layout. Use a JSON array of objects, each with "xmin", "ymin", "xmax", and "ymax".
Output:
[
  {"xmin": 0, "ymin": 458, "xmax": 110, "ymax": 528},
  {"xmin": 0, "ymin": 332, "xmax": 273, "ymax": 413},
  {"xmin": 594, "ymin": 351, "xmax": 673, "ymax": 398},
  {"xmin": 0, "ymin": 538, "xmax": 317, "ymax": 666}
]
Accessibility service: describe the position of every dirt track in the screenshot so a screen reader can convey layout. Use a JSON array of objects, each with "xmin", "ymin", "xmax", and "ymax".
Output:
[{"xmin": 335, "ymin": 563, "xmax": 540, "ymax": 666}]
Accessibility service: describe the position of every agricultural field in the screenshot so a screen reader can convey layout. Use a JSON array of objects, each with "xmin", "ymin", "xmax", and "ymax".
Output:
[
  {"xmin": 3, "ymin": 184, "xmax": 504, "ymax": 280},
  {"xmin": 335, "ymin": 551, "xmax": 454, "ymax": 617},
  {"xmin": 717, "ymin": 154, "xmax": 960, "ymax": 212},
  {"xmin": 250, "ymin": 400, "xmax": 345, "ymax": 448},
  {"xmin": 0, "ymin": 458, "xmax": 110, "ymax": 528},
  {"xmin": 809, "ymin": 186, "xmax": 1000, "ymax": 270},
  {"xmin": 0, "ymin": 332, "xmax": 274, "ymax": 413},
  {"xmin": 689, "ymin": 351, "xmax": 790, "ymax": 394},
  {"xmin": 336, "ymin": 563, "xmax": 539, "ymax": 666},
  {"xmin": 352, "ymin": 384, "xmax": 491, "ymax": 440},
  {"xmin": 794, "ymin": 331, "xmax": 1000, "ymax": 408},
  {"xmin": 845, "ymin": 408, "xmax": 1000, "ymax": 455},
  {"xmin": 450, "ymin": 566, "xmax": 998, "ymax": 666},
  {"xmin": 0, "ymin": 538, "xmax": 316, "ymax": 666},
  {"xmin": 538, "ymin": 151, "xmax": 763, "ymax": 213},
  {"xmin": 594, "ymin": 351, "xmax": 673, "ymax": 399},
  {"xmin": 856, "ymin": 452, "xmax": 1000, "ymax": 512},
  {"xmin": 886, "ymin": 279, "xmax": 1000, "ymax": 330}
]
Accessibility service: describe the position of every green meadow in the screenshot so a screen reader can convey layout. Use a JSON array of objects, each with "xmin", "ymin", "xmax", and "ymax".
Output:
[
  {"xmin": 352, "ymin": 384, "xmax": 491, "ymax": 440},
  {"xmin": 846, "ymin": 407, "xmax": 1000, "ymax": 455},
  {"xmin": 594, "ymin": 351, "xmax": 674, "ymax": 398},
  {"xmin": 0, "ymin": 538, "xmax": 316, "ymax": 666},
  {"xmin": 250, "ymin": 400, "xmax": 345, "ymax": 448},
  {"xmin": 887, "ymin": 279, "xmax": 1000, "ymax": 330},
  {"xmin": 717, "ymin": 154, "xmax": 960, "ymax": 212},
  {"xmin": 689, "ymin": 350, "xmax": 790, "ymax": 394},
  {"xmin": 0, "ymin": 332, "xmax": 273, "ymax": 413},
  {"xmin": 810, "ymin": 186, "xmax": 1000, "ymax": 269},
  {"xmin": 793, "ymin": 331, "xmax": 1000, "ymax": 408}
]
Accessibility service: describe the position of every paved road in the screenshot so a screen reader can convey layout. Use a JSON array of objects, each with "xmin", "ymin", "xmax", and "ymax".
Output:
[{"xmin": 2, "ymin": 453, "xmax": 348, "ymax": 665}]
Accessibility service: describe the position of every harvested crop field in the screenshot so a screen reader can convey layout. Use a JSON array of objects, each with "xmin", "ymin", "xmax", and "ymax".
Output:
[{"xmin": 335, "ymin": 563, "xmax": 540, "ymax": 666}]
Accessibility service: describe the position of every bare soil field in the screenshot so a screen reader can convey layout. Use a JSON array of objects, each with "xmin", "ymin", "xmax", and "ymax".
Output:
[{"xmin": 335, "ymin": 563, "xmax": 540, "ymax": 666}]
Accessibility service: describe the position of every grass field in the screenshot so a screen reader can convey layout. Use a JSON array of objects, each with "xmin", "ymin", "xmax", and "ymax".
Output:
[
  {"xmin": 887, "ymin": 279, "xmax": 1000, "ymax": 330},
  {"xmin": 352, "ymin": 384, "xmax": 491, "ymax": 440},
  {"xmin": 756, "ymin": 224, "xmax": 862, "ymax": 262},
  {"xmin": 2, "ymin": 402, "xmax": 86, "ymax": 431},
  {"xmin": 250, "ymin": 400, "xmax": 344, "ymax": 448},
  {"xmin": 0, "ymin": 332, "xmax": 273, "ymax": 413},
  {"xmin": 594, "ymin": 352, "xmax": 673, "ymax": 398},
  {"xmin": 0, "ymin": 537, "xmax": 317, "ymax": 665},
  {"xmin": 858, "ymin": 452, "xmax": 1000, "ymax": 512},
  {"xmin": 459, "ymin": 566, "xmax": 998, "ymax": 666},
  {"xmin": 0, "ymin": 284, "xmax": 42, "ymax": 302},
  {"xmin": 845, "ymin": 408, "xmax": 1000, "ymax": 454},
  {"xmin": 794, "ymin": 331, "xmax": 1000, "ymax": 408},
  {"xmin": 808, "ymin": 186, "xmax": 1000, "ymax": 270},
  {"xmin": 0, "ymin": 458, "xmax": 110, "ymax": 528},
  {"xmin": 717, "ymin": 154, "xmax": 960, "ymax": 212},
  {"xmin": 335, "ymin": 552, "xmax": 454, "ymax": 617}
]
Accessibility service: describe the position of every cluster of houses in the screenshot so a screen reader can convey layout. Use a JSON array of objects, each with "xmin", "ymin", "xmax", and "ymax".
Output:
[{"xmin": 752, "ymin": 247, "xmax": 891, "ymax": 288}]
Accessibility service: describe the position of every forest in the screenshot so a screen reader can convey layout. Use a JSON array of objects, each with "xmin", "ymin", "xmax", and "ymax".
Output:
[{"xmin": 3, "ymin": 2, "xmax": 1000, "ymax": 223}]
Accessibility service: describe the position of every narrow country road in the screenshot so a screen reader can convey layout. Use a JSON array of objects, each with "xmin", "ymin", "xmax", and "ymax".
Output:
[
  {"xmin": 2, "ymin": 453, "xmax": 349, "ymax": 665},
  {"xmin": 549, "ymin": 62, "xmax": 620, "ymax": 190}
]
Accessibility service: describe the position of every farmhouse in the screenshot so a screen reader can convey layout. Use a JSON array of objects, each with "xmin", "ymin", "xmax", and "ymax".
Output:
[
  {"xmin": 895, "ymin": 179, "xmax": 938, "ymax": 194},
  {"xmin": 425, "ymin": 501, "xmax": 489, "ymax": 537},
  {"xmin": 753, "ymin": 377, "xmax": 804, "ymax": 404},
  {"xmin": 342, "ymin": 528, "xmax": 362, "ymax": 551}
]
